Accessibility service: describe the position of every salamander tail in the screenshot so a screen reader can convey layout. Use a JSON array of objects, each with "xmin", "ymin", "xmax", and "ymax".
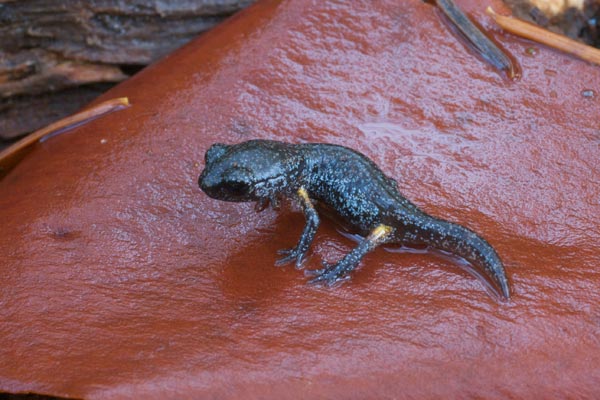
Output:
[{"xmin": 410, "ymin": 216, "xmax": 510, "ymax": 300}]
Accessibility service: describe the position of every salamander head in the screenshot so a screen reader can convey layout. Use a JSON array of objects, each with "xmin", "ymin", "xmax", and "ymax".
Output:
[{"xmin": 198, "ymin": 140, "xmax": 291, "ymax": 202}]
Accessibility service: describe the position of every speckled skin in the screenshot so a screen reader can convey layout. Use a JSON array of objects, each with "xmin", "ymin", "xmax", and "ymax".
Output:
[{"xmin": 198, "ymin": 139, "xmax": 510, "ymax": 299}]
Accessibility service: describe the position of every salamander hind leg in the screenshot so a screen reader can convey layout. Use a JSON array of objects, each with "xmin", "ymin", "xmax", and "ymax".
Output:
[
  {"xmin": 309, "ymin": 224, "xmax": 394, "ymax": 286},
  {"xmin": 275, "ymin": 187, "xmax": 320, "ymax": 269}
]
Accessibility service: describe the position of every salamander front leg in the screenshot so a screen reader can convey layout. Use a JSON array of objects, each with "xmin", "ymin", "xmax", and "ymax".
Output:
[
  {"xmin": 275, "ymin": 187, "xmax": 319, "ymax": 269},
  {"xmin": 309, "ymin": 224, "xmax": 394, "ymax": 285}
]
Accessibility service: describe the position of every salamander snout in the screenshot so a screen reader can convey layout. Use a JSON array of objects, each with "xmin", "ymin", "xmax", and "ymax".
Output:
[
  {"xmin": 199, "ymin": 141, "xmax": 292, "ymax": 202},
  {"xmin": 199, "ymin": 161, "xmax": 256, "ymax": 202}
]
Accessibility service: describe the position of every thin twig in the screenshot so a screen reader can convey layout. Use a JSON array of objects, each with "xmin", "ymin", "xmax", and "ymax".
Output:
[
  {"xmin": 0, "ymin": 97, "xmax": 130, "ymax": 178},
  {"xmin": 436, "ymin": 0, "xmax": 516, "ymax": 78},
  {"xmin": 487, "ymin": 7, "xmax": 600, "ymax": 66}
]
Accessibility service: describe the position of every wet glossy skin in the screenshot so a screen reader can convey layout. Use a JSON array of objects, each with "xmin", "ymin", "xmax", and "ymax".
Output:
[{"xmin": 199, "ymin": 139, "xmax": 510, "ymax": 299}]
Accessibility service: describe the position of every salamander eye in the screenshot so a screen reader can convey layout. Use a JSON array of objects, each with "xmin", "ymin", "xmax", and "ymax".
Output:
[{"xmin": 225, "ymin": 180, "xmax": 250, "ymax": 196}]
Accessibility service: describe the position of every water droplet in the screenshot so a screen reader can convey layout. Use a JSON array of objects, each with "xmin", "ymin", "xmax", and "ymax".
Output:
[
  {"xmin": 581, "ymin": 89, "xmax": 595, "ymax": 99},
  {"xmin": 525, "ymin": 47, "xmax": 537, "ymax": 56}
]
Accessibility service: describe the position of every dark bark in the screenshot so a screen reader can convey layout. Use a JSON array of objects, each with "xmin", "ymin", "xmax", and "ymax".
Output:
[{"xmin": 0, "ymin": 0, "xmax": 254, "ymax": 140}]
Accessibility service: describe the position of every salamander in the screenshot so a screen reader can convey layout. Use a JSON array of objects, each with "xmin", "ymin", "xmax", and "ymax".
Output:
[{"xmin": 198, "ymin": 139, "xmax": 510, "ymax": 299}]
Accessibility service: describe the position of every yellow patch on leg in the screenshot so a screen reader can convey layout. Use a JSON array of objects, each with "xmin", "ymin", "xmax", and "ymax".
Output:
[
  {"xmin": 298, "ymin": 187, "xmax": 310, "ymax": 201},
  {"xmin": 369, "ymin": 224, "xmax": 393, "ymax": 241},
  {"xmin": 297, "ymin": 187, "xmax": 314, "ymax": 209}
]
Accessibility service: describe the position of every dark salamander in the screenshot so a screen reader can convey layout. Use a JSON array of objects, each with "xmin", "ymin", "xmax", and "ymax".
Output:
[{"xmin": 198, "ymin": 139, "xmax": 510, "ymax": 299}]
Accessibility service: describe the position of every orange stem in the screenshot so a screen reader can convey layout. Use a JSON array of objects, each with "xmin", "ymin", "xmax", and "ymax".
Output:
[
  {"xmin": 487, "ymin": 7, "xmax": 600, "ymax": 66},
  {"xmin": 0, "ymin": 97, "xmax": 130, "ymax": 178}
]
